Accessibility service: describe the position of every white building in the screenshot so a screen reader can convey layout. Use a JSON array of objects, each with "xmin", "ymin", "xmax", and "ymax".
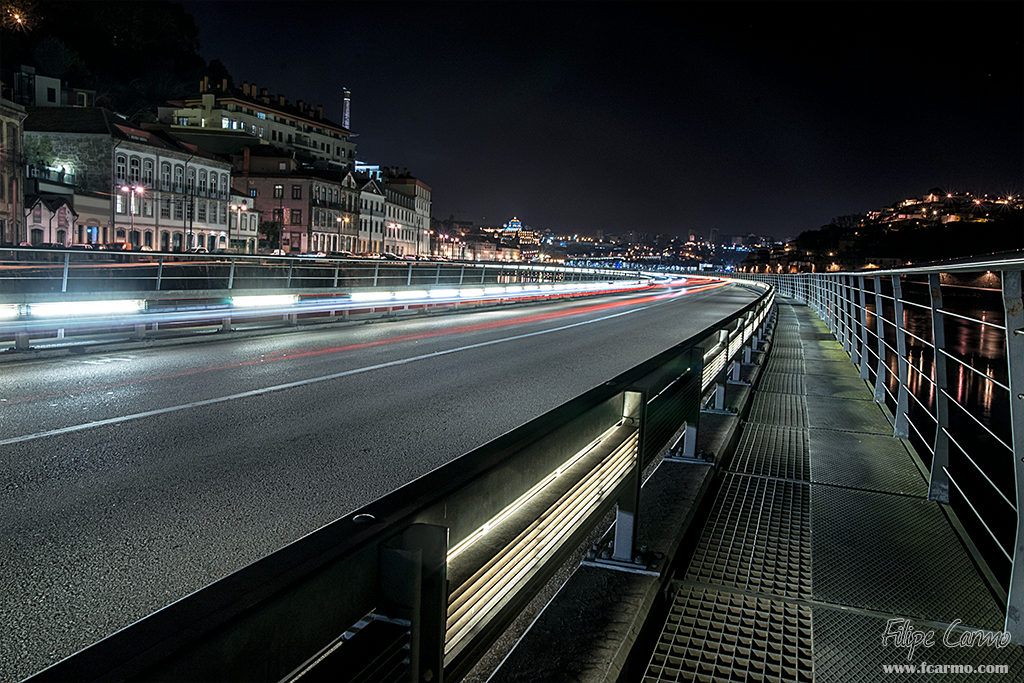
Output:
[
  {"xmin": 161, "ymin": 78, "xmax": 355, "ymax": 171},
  {"xmin": 23, "ymin": 107, "xmax": 233, "ymax": 250}
]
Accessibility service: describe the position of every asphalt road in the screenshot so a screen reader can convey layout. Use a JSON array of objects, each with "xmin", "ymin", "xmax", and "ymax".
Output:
[{"xmin": 0, "ymin": 280, "xmax": 758, "ymax": 681}]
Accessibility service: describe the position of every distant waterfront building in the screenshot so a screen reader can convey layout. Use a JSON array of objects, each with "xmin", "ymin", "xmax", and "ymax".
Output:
[{"xmin": 230, "ymin": 146, "xmax": 359, "ymax": 254}]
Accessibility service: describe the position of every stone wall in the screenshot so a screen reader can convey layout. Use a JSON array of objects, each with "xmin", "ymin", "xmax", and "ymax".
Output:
[{"xmin": 24, "ymin": 132, "xmax": 112, "ymax": 193}]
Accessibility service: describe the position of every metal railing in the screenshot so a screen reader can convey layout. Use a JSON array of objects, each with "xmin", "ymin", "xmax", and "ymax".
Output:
[
  {"xmin": 25, "ymin": 279, "xmax": 774, "ymax": 682},
  {"xmin": 734, "ymin": 261, "xmax": 1024, "ymax": 640},
  {"xmin": 0, "ymin": 248, "xmax": 653, "ymax": 351}
]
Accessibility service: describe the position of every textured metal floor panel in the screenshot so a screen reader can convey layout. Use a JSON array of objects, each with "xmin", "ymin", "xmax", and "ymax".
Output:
[
  {"xmin": 757, "ymin": 372, "xmax": 806, "ymax": 396},
  {"xmin": 809, "ymin": 430, "xmax": 927, "ymax": 496},
  {"xmin": 765, "ymin": 358, "xmax": 806, "ymax": 375},
  {"xmin": 812, "ymin": 486, "xmax": 1005, "ymax": 630},
  {"xmin": 748, "ymin": 393, "xmax": 808, "ymax": 428},
  {"xmin": 798, "ymin": 332, "xmax": 835, "ymax": 341},
  {"xmin": 812, "ymin": 608, "xmax": 1024, "ymax": 683},
  {"xmin": 731, "ymin": 424, "xmax": 810, "ymax": 480},
  {"xmin": 686, "ymin": 473, "xmax": 811, "ymax": 599},
  {"xmin": 802, "ymin": 360, "xmax": 863, "ymax": 379},
  {"xmin": 806, "ymin": 397, "xmax": 892, "ymax": 435},
  {"xmin": 644, "ymin": 585, "xmax": 813, "ymax": 683},
  {"xmin": 771, "ymin": 346, "xmax": 805, "ymax": 359},
  {"xmin": 802, "ymin": 375, "xmax": 872, "ymax": 400},
  {"xmin": 801, "ymin": 348, "xmax": 850, "ymax": 362}
]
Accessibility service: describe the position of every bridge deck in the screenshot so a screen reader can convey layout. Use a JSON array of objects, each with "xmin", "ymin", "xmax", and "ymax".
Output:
[{"xmin": 643, "ymin": 299, "xmax": 1024, "ymax": 682}]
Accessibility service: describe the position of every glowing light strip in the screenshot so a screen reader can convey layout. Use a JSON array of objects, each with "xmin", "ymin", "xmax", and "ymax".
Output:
[
  {"xmin": 231, "ymin": 295, "xmax": 297, "ymax": 308},
  {"xmin": 445, "ymin": 423, "xmax": 621, "ymax": 563},
  {"xmin": 29, "ymin": 300, "xmax": 143, "ymax": 317},
  {"xmin": 445, "ymin": 431, "xmax": 638, "ymax": 655}
]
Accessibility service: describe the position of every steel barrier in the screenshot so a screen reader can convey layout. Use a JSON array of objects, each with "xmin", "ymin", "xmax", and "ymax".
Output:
[
  {"xmin": 0, "ymin": 248, "xmax": 652, "ymax": 351},
  {"xmin": 24, "ymin": 278, "xmax": 773, "ymax": 682},
  {"xmin": 732, "ymin": 260, "xmax": 1024, "ymax": 640}
]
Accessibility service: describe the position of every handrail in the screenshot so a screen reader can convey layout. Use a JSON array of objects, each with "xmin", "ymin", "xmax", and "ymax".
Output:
[
  {"xmin": 729, "ymin": 262, "xmax": 1024, "ymax": 641},
  {"xmin": 0, "ymin": 248, "xmax": 656, "ymax": 351},
  {"xmin": 24, "ymin": 278, "xmax": 774, "ymax": 682}
]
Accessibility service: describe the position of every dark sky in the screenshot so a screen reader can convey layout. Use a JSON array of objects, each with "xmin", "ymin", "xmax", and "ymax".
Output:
[{"xmin": 177, "ymin": 1, "xmax": 1022, "ymax": 240}]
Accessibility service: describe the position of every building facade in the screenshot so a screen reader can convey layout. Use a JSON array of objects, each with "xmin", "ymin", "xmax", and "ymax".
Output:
[
  {"xmin": 162, "ymin": 78, "xmax": 355, "ymax": 171},
  {"xmin": 0, "ymin": 97, "xmax": 27, "ymax": 244},
  {"xmin": 23, "ymin": 107, "xmax": 232, "ymax": 250}
]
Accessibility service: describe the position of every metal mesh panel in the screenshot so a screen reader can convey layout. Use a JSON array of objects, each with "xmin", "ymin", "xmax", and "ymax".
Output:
[
  {"xmin": 731, "ymin": 424, "xmax": 810, "ymax": 481},
  {"xmin": 812, "ymin": 486, "xmax": 1005, "ymax": 631},
  {"xmin": 644, "ymin": 585, "xmax": 813, "ymax": 683},
  {"xmin": 812, "ymin": 608, "xmax": 1024, "ymax": 683},
  {"xmin": 686, "ymin": 473, "xmax": 811, "ymax": 600}
]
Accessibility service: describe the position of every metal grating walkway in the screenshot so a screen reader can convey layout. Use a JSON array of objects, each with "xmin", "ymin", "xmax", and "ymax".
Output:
[{"xmin": 643, "ymin": 300, "xmax": 1024, "ymax": 682}]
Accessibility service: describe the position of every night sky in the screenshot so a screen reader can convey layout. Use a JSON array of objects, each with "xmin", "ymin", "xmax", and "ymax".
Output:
[{"xmin": 177, "ymin": 1, "xmax": 1022, "ymax": 241}]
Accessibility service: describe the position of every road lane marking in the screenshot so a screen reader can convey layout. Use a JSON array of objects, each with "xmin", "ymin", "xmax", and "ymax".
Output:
[{"xmin": 1, "ymin": 304, "xmax": 657, "ymax": 446}]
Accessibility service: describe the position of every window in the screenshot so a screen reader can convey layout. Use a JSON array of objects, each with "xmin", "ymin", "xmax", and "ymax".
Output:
[
  {"xmin": 221, "ymin": 174, "xmax": 229, "ymax": 196},
  {"xmin": 291, "ymin": 185, "xmax": 302, "ymax": 199},
  {"xmin": 143, "ymin": 160, "xmax": 154, "ymax": 186},
  {"xmin": 129, "ymin": 157, "xmax": 140, "ymax": 182},
  {"xmin": 177, "ymin": 117, "xmax": 189, "ymax": 126},
  {"xmin": 161, "ymin": 162, "xmax": 171, "ymax": 189},
  {"xmin": 198, "ymin": 170, "xmax": 207, "ymax": 195},
  {"xmin": 220, "ymin": 203, "xmax": 228, "ymax": 224},
  {"xmin": 249, "ymin": 189, "xmax": 257, "ymax": 198},
  {"xmin": 116, "ymin": 155, "xmax": 126, "ymax": 182},
  {"xmin": 174, "ymin": 199, "xmax": 184, "ymax": 220},
  {"xmin": 174, "ymin": 165, "xmax": 184, "ymax": 192},
  {"xmin": 290, "ymin": 210, "xmax": 302, "ymax": 225},
  {"xmin": 161, "ymin": 198, "xmax": 171, "ymax": 219},
  {"xmin": 222, "ymin": 117, "xmax": 230, "ymax": 129},
  {"xmin": 197, "ymin": 201, "xmax": 206, "ymax": 222},
  {"xmin": 187, "ymin": 169, "xmax": 195, "ymax": 195},
  {"xmin": 273, "ymin": 185, "xmax": 283, "ymax": 199},
  {"xmin": 47, "ymin": 87, "xmax": 56, "ymax": 103},
  {"xmin": 209, "ymin": 173, "xmax": 217, "ymax": 196}
]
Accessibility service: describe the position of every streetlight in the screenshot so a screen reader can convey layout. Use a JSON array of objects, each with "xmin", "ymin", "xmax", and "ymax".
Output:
[
  {"xmin": 120, "ymin": 185, "xmax": 145, "ymax": 245},
  {"xmin": 336, "ymin": 215, "xmax": 350, "ymax": 252},
  {"xmin": 230, "ymin": 202, "xmax": 248, "ymax": 253}
]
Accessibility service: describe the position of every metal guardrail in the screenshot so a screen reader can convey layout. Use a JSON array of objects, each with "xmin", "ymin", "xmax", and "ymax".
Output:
[
  {"xmin": 24, "ymin": 279, "xmax": 774, "ymax": 682},
  {"xmin": 0, "ymin": 248, "xmax": 652, "ymax": 351},
  {"xmin": 732, "ymin": 260, "xmax": 1024, "ymax": 640}
]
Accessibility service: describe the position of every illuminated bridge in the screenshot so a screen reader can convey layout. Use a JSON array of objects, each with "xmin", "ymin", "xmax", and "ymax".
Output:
[{"xmin": 3, "ymin": 249, "xmax": 1024, "ymax": 682}]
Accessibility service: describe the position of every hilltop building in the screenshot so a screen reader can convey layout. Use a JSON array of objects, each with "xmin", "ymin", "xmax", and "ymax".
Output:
[{"xmin": 160, "ymin": 78, "xmax": 355, "ymax": 171}]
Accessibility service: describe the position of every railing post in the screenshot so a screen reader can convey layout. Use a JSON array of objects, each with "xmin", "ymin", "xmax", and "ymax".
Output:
[
  {"xmin": 408, "ymin": 262, "xmax": 413, "ymax": 286},
  {"xmin": 156, "ymin": 256, "xmax": 164, "ymax": 291},
  {"xmin": 857, "ymin": 275, "xmax": 870, "ymax": 380},
  {"xmin": 372, "ymin": 262, "xmax": 379, "ymax": 288},
  {"xmin": 227, "ymin": 257, "xmax": 236, "ymax": 290},
  {"xmin": 61, "ymin": 252, "xmax": 70, "ymax": 293},
  {"xmin": 381, "ymin": 524, "xmax": 448, "ymax": 683},
  {"xmin": 891, "ymin": 274, "xmax": 910, "ymax": 439},
  {"xmin": 1000, "ymin": 269, "xmax": 1024, "ymax": 641},
  {"xmin": 873, "ymin": 274, "xmax": 888, "ymax": 403},
  {"xmin": 842, "ymin": 275, "xmax": 855, "ymax": 354},
  {"xmin": 927, "ymin": 273, "xmax": 950, "ymax": 502},
  {"xmin": 612, "ymin": 390, "xmax": 645, "ymax": 563},
  {"xmin": 333, "ymin": 263, "xmax": 340, "ymax": 288}
]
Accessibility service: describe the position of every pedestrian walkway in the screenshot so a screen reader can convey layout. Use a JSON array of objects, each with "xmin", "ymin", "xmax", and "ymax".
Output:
[{"xmin": 642, "ymin": 299, "xmax": 1024, "ymax": 682}]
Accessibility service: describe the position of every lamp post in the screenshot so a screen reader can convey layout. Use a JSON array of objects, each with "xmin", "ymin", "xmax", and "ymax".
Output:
[
  {"xmin": 120, "ymin": 185, "xmax": 145, "ymax": 245},
  {"xmin": 336, "ymin": 215, "xmax": 350, "ymax": 252},
  {"xmin": 230, "ymin": 202, "xmax": 248, "ymax": 253}
]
